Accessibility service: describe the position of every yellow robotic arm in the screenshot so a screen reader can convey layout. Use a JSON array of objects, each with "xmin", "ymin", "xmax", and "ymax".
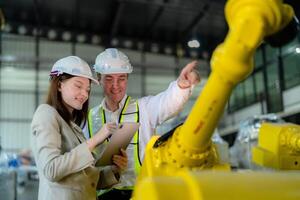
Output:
[{"xmin": 133, "ymin": 0, "xmax": 298, "ymax": 199}]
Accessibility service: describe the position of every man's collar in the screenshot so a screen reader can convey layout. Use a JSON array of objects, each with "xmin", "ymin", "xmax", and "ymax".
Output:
[{"xmin": 101, "ymin": 94, "xmax": 128, "ymax": 112}]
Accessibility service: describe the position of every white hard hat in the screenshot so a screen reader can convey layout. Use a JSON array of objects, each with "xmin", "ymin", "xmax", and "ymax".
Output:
[
  {"xmin": 50, "ymin": 56, "xmax": 98, "ymax": 84},
  {"xmin": 94, "ymin": 48, "xmax": 133, "ymax": 74}
]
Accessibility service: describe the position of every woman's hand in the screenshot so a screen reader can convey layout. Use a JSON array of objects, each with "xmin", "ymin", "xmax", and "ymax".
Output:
[
  {"xmin": 111, "ymin": 149, "xmax": 128, "ymax": 174},
  {"xmin": 98, "ymin": 122, "xmax": 117, "ymax": 139},
  {"xmin": 86, "ymin": 122, "xmax": 117, "ymax": 151}
]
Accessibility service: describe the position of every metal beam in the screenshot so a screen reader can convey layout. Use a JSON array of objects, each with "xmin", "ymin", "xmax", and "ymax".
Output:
[
  {"xmin": 180, "ymin": 2, "xmax": 210, "ymax": 39},
  {"xmin": 120, "ymin": 0, "xmax": 201, "ymax": 12},
  {"xmin": 144, "ymin": 6, "xmax": 165, "ymax": 36},
  {"xmin": 33, "ymin": 0, "xmax": 41, "ymax": 109},
  {"xmin": 110, "ymin": 2, "xmax": 126, "ymax": 37},
  {"xmin": 72, "ymin": 0, "xmax": 80, "ymax": 55}
]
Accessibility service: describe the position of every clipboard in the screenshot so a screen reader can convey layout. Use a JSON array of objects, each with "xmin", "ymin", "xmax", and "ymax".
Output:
[{"xmin": 96, "ymin": 122, "xmax": 140, "ymax": 166}]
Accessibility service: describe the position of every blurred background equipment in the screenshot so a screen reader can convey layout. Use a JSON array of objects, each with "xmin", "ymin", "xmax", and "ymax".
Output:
[
  {"xmin": 253, "ymin": 122, "xmax": 300, "ymax": 170},
  {"xmin": 229, "ymin": 114, "xmax": 283, "ymax": 169},
  {"xmin": 0, "ymin": 169, "xmax": 17, "ymax": 200},
  {"xmin": 212, "ymin": 129, "xmax": 229, "ymax": 164}
]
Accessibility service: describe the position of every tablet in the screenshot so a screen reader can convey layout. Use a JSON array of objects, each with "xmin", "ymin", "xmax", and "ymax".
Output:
[{"xmin": 96, "ymin": 122, "xmax": 140, "ymax": 166}]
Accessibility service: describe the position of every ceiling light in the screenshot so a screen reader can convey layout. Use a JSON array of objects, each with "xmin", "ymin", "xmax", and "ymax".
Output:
[
  {"xmin": 295, "ymin": 47, "xmax": 300, "ymax": 54},
  {"xmin": 47, "ymin": 29, "xmax": 57, "ymax": 40},
  {"xmin": 18, "ymin": 25, "xmax": 27, "ymax": 35},
  {"xmin": 77, "ymin": 34, "xmax": 86, "ymax": 43},
  {"xmin": 91, "ymin": 35, "xmax": 101, "ymax": 44},
  {"xmin": 62, "ymin": 31, "xmax": 71, "ymax": 41},
  {"xmin": 151, "ymin": 43, "xmax": 159, "ymax": 53},
  {"xmin": 124, "ymin": 40, "xmax": 133, "ymax": 48},
  {"xmin": 137, "ymin": 42, "xmax": 144, "ymax": 50},
  {"xmin": 3, "ymin": 23, "xmax": 12, "ymax": 32},
  {"xmin": 164, "ymin": 46, "xmax": 172, "ymax": 54},
  {"xmin": 111, "ymin": 38, "xmax": 119, "ymax": 46},
  {"xmin": 32, "ymin": 28, "xmax": 40, "ymax": 36},
  {"xmin": 188, "ymin": 39, "xmax": 200, "ymax": 48}
]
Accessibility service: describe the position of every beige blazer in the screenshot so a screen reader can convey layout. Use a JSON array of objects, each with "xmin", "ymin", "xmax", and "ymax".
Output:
[{"xmin": 31, "ymin": 104, "xmax": 118, "ymax": 200}]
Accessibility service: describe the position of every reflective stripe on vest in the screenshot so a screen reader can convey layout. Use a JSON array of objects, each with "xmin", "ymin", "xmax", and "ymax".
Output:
[{"xmin": 87, "ymin": 96, "xmax": 141, "ymax": 174}]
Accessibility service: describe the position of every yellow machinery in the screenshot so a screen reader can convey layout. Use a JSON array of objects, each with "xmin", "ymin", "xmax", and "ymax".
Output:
[
  {"xmin": 253, "ymin": 123, "xmax": 300, "ymax": 170},
  {"xmin": 132, "ymin": 0, "xmax": 300, "ymax": 199}
]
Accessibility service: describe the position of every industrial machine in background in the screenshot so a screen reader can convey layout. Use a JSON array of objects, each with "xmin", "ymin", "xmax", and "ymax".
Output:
[
  {"xmin": 252, "ymin": 121, "xmax": 300, "ymax": 170},
  {"xmin": 229, "ymin": 114, "xmax": 284, "ymax": 169},
  {"xmin": 132, "ymin": 0, "xmax": 300, "ymax": 199}
]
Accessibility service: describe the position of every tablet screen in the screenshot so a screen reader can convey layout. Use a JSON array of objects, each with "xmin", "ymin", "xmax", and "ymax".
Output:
[{"xmin": 96, "ymin": 122, "xmax": 140, "ymax": 166}]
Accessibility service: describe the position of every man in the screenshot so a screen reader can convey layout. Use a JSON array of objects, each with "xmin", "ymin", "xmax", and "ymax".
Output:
[{"xmin": 84, "ymin": 48, "xmax": 200, "ymax": 199}]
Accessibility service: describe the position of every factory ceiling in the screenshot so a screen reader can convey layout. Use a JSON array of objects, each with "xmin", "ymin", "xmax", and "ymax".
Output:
[{"xmin": 1, "ymin": 0, "xmax": 300, "ymax": 59}]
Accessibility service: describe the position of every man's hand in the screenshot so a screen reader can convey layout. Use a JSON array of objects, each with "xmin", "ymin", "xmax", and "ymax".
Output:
[
  {"xmin": 112, "ymin": 149, "xmax": 128, "ymax": 173},
  {"xmin": 177, "ymin": 61, "xmax": 201, "ymax": 89}
]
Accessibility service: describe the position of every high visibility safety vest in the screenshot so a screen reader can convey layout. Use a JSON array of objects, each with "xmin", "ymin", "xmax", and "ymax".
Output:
[{"xmin": 87, "ymin": 96, "xmax": 141, "ymax": 175}]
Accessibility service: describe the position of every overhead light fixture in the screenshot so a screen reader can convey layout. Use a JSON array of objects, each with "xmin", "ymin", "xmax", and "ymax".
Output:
[
  {"xmin": 32, "ymin": 28, "xmax": 40, "ymax": 36},
  {"xmin": 124, "ymin": 40, "xmax": 133, "ymax": 48},
  {"xmin": 187, "ymin": 39, "xmax": 200, "ymax": 48},
  {"xmin": 151, "ymin": 43, "xmax": 159, "ymax": 53},
  {"xmin": 47, "ymin": 29, "xmax": 57, "ymax": 40},
  {"xmin": 91, "ymin": 35, "xmax": 101, "ymax": 44},
  {"xmin": 62, "ymin": 31, "xmax": 71, "ymax": 41},
  {"xmin": 164, "ymin": 46, "xmax": 172, "ymax": 55},
  {"xmin": 137, "ymin": 42, "xmax": 144, "ymax": 50},
  {"xmin": 77, "ymin": 34, "xmax": 86, "ymax": 43},
  {"xmin": 295, "ymin": 47, "xmax": 300, "ymax": 54},
  {"xmin": 3, "ymin": 23, "xmax": 12, "ymax": 32},
  {"xmin": 18, "ymin": 25, "xmax": 27, "ymax": 35},
  {"xmin": 111, "ymin": 38, "xmax": 119, "ymax": 46}
]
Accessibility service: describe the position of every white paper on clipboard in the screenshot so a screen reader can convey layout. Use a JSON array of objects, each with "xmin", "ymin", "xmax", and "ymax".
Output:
[{"xmin": 96, "ymin": 122, "xmax": 140, "ymax": 166}]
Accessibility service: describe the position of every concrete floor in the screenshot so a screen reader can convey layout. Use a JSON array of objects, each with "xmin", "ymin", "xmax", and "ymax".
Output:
[
  {"xmin": 0, "ymin": 169, "xmax": 38, "ymax": 200},
  {"xmin": 17, "ymin": 179, "xmax": 38, "ymax": 200}
]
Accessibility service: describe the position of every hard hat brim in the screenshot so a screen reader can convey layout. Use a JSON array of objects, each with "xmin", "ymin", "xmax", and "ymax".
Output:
[
  {"xmin": 93, "ymin": 64, "xmax": 132, "ymax": 74},
  {"xmin": 65, "ymin": 72, "xmax": 99, "ymax": 84},
  {"xmin": 76, "ymin": 74, "xmax": 99, "ymax": 84}
]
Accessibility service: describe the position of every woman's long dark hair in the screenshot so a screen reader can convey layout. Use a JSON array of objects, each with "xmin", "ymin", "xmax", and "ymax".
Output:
[{"xmin": 46, "ymin": 74, "xmax": 90, "ymax": 126}]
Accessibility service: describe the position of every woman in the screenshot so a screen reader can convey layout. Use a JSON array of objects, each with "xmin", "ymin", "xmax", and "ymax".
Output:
[{"xmin": 31, "ymin": 56, "xmax": 127, "ymax": 200}]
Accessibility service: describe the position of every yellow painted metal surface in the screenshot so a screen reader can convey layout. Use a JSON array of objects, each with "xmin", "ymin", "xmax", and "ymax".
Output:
[
  {"xmin": 133, "ymin": 0, "xmax": 297, "ymax": 199},
  {"xmin": 253, "ymin": 123, "xmax": 300, "ymax": 170},
  {"xmin": 134, "ymin": 171, "xmax": 300, "ymax": 200}
]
